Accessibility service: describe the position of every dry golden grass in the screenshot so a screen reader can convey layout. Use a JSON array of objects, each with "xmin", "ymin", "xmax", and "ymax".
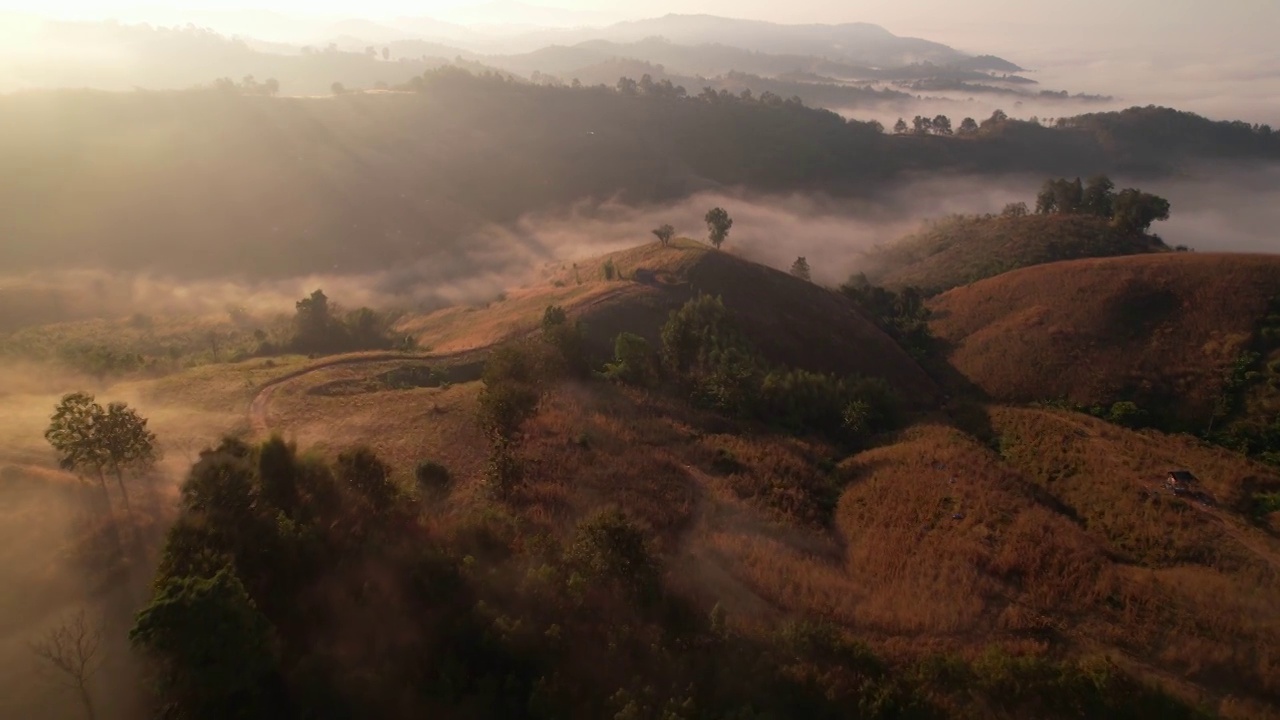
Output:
[
  {"xmin": 989, "ymin": 407, "xmax": 1280, "ymax": 694},
  {"xmin": 399, "ymin": 239, "xmax": 939, "ymax": 404},
  {"xmin": 253, "ymin": 359, "xmax": 489, "ymax": 489},
  {"xmin": 930, "ymin": 253, "xmax": 1280, "ymax": 424}
]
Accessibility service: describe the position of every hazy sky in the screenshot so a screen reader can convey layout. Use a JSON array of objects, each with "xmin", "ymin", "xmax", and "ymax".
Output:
[
  {"xmin": 5, "ymin": 1, "xmax": 1278, "ymax": 61},
  {"xmin": 4, "ymin": 0, "xmax": 1278, "ymax": 123},
  {"xmin": 10, "ymin": 0, "xmax": 1280, "ymax": 44}
]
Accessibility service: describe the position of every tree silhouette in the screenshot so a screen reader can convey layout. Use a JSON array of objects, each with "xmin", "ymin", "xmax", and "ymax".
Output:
[
  {"xmin": 790, "ymin": 256, "xmax": 811, "ymax": 281},
  {"xmin": 30, "ymin": 610, "xmax": 104, "ymax": 720},
  {"xmin": 704, "ymin": 207, "xmax": 733, "ymax": 249},
  {"xmin": 893, "ymin": 118, "xmax": 908, "ymax": 134},
  {"xmin": 46, "ymin": 393, "xmax": 157, "ymax": 516},
  {"xmin": 652, "ymin": 224, "xmax": 675, "ymax": 246},
  {"xmin": 958, "ymin": 117, "xmax": 978, "ymax": 134}
]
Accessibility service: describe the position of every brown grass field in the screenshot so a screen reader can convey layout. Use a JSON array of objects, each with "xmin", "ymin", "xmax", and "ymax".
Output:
[
  {"xmin": 929, "ymin": 252, "xmax": 1280, "ymax": 425},
  {"xmin": 6, "ymin": 240, "xmax": 1280, "ymax": 717}
]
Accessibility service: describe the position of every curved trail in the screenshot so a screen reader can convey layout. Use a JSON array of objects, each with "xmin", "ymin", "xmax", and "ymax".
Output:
[
  {"xmin": 247, "ymin": 351, "xmax": 475, "ymax": 436},
  {"xmin": 244, "ymin": 276, "xmax": 670, "ymax": 435}
]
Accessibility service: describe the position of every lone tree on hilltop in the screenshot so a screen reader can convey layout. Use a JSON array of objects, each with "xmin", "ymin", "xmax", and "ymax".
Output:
[
  {"xmin": 704, "ymin": 208, "xmax": 733, "ymax": 249},
  {"xmin": 958, "ymin": 117, "xmax": 978, "ymax": 134},
  {"xmin": 652, "ymin": 224, "xmax": 675, "ymax": 246},
  {"xmin": 790, "ymin": 256, "xmax": 812, "ymax": 281}
]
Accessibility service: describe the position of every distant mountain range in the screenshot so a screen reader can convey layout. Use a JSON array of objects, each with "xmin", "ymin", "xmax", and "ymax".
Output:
[
  {"xmin": 1, "ymin": 12, "xmax": 1045, "ymax": 102},
  {"xmin": 353, "ymin": 13, "xmax": 1018, "ymax": 68}
]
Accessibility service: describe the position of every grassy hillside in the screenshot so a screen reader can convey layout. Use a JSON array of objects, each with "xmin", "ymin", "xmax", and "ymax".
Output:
[
  {"xmin": 929, "ymin": 253, "xmax": 1280, "ymax": 430},
  {"xmin": 399, "ymin": 240, "xmax": 940, "ymax": 404},
  {"xmin": 862, "ymin": 213, "xmax": 1169, "ymax": 294},
  {"xmin": 134, "ymin": 349, "xmax": 1279, "ymax": 716}
]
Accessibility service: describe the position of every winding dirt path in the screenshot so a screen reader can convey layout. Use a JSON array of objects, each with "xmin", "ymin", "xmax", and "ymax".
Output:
[{"xmin": 248, "ymin": 351, "xmax": 456, "ymax": 436}]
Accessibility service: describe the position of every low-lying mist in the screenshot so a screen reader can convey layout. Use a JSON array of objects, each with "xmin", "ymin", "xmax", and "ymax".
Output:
[{"xmin": 2, "ymin": 164, "xmax": 1277, "ymax": 337}]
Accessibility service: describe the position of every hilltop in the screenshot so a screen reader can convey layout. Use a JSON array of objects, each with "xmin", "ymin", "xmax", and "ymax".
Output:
[
  {"xmin": 929, "ymin": 252, "xmax": 1280, "ymax": 430},
  {"xmin": 399, "ymin": 240, "xmax": 940, "ymax": 404},
  {"xmin": 861, "ymin": 213, "xmax": 1170, "ymax": 295}
]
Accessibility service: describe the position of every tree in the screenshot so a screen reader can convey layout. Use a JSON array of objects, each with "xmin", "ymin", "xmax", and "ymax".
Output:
[
  {"xmin": 262, "ymin": 78, "xmax": 279, "ymax": 96},
  {"xmin": 30, "ymin": 610, "xmax": 103, "ymax": 720},
  {"xmin": 652, "ymin": 224, "xmax": 675, "ymax": 246},
  {"xmin": 931, "ymin": 115, "xmax": 953, "ymax": 135},
  {"xmin": 46, "ymin": 393, "xmax": 156, "ymax": 514},
  {"xmin": 130, "ymin": 566, "xmax": 279, "ymax": 718},
  {"xmin": 1002, "ymin": 202, "xmax": 1029, "ymax": 218},
  {"xmin": 1111, "ymin": 189, "xmax": 1171, "ymax": 233},
  {"xmin": 616, "ymin": 76, "xmax": 638, "ymax": 96},
  {"xmin": 568, "ymin": 509, "xmax": 660, "ymax": 604},
  {"xmin": 292, "ymin": 289, "xmax": 339, "ymax": 352},
  {"xmin": 912, "ymin": 115, "xmax": 933, "ymax": 135},
  {"xmin": 704, "ymin": 207, "xmax": 733, "ymax": 249},
  {"xmin": 1082, "ymin": 175, "xmax": 1116, "ymax": 217},
  {"xmin": 790, "ymin": 256, "xmax": 812, "ymax": 281},
  {"xmin": 892, "ymin": 118, "xmax": 908, "ymax": 134},
  {"xmin": 958, "ymin": 117, "xmax": 978, "ymax": 134},
  {"xmin": 604, "ymin": 332, "xmax": 657, "ymax": 386},
  {"xmin": 46, "ymin": 392, "xmax": 110, "ymax": 493},
  {"xmin": 330, "ymin": 82, "xmax": 345, "ymax": 95},
  {"xmin": 96, "ymin": 401, "xmax": 158, "ymax": 515}
]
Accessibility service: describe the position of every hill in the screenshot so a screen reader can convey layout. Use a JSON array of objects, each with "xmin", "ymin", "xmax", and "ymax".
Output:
[
  {"xmin": 928, "ymin": 253, "xmax": 1280, "ymax": 429},
  {"xmin": 862, "ymin": 213, "xmax": 1170, "ymax": 294},
  {"xmin": 399, "ymin": 240, "xmax": 940, "ymax": 404}
]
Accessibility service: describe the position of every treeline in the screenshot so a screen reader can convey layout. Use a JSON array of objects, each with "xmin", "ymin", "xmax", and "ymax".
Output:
[
  {"xmin": 1034, "ymin": 175, "xmax": 1170, "ymax": 234},
  {"xmin": 4, "ymin": 75, "xmax": 1279, "ymax": 280},
  {"xmin": 283, "ymin": 289, "xmax": 408, "ymax": 356}
]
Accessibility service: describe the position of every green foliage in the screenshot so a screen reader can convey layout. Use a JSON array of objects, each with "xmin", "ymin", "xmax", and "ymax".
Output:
[
  {"xmin": 840, "ymin": 279, "xmax": 935, "ymax": 360},
  {"xmin": 604, "ymin": 332, "xmax": 658, "ymax": 386},
  {"xmin": 540, "ymin": 305, "xmax": 589, "ymax": 378},
  {"xmin": 659, "ymin": 295, "xmax": 900, "ymax": 443},
  {"xmin": 478, "ymin": 363, "xmax": 539, "ymax": 447},
  {"xmin": 46, "ymin": 392, "xmax": 158, "ymax": 511},
  {"xmin": 45, "ymin": 392, "xmax": 109, "ymax": 478},
  {"xmin": 1035, "ymin": 175, "xmax": 1170, "ymax": 234},
  {"xmin": 1106, "ymin": 401, "xmax": 1147, "ymax": 428},
  {"xmin": 130, "ymin": 565, "xmax": 280, "ymax": 719},
  {"xmin": 704, "ymin": 207, "xmax": 733, "ymax": 249},
  {"xmin": 288, "ymin": 289, "xmax": 397, "ymax": 355},
  {"xmin": 567, "ymin": 509, "xmax": 660, "ymax": 604},
  {"xmin": 602, "ymin": 258, "xmax": 618, "ymax": 281},
  {"xmin": 1111, "ymin": 188, "xmax": 1172, "ymax": 233}
]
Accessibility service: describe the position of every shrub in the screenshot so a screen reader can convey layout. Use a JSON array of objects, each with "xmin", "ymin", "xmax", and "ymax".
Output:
[
  {"xmin": 604, "ymin": 332, "xmax": 657, "ymax": 386},
  {"xmin": 415, "ymin": 460, "xmax": 451, "ymax": 494},
  {"xmin": 567, "ymin": 509, "xmax": 660, "ymax": 604}
]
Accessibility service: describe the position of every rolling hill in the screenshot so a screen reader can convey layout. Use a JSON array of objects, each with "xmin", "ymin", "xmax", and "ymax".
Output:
[
  {"xmin": 928, "ymin": 253, "xmax": 1280, "ymax": 428},
  {"xmin": 399, "ymin": 240, "xmax": 940, "ymax": 404},
  {"xmin": 862, "ymin": 213, "xmax": 1171, "ymax": 295}
]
